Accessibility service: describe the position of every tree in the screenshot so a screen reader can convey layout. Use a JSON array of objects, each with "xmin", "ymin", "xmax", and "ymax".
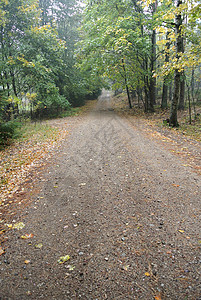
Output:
[{"xmin": 77, "ymin": 0, "xmax": 159, "ymax": 111}]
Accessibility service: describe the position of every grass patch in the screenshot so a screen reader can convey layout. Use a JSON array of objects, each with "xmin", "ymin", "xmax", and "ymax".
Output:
[
  {"xmin": 179, "ymin": 115, "xmax": 201, "ymax": 141},
  {"xmin": 59, "ymin": 107, "xmax": 80, "ymax": 118},
  {"xmin": 17, "ymin": 121, "xmax": 59, "ymax": 143}
]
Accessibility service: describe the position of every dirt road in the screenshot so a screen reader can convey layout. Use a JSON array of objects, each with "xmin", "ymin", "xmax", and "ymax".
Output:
[{"xmin": 0, "ymin": 91, "xmax": 200, "ymax": 299}]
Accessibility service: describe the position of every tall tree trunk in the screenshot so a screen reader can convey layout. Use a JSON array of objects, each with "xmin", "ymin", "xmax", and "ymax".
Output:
[
  {"xmin": 122, "ymin": 59, "xmax": 132, "ymax": 109},
  {"xmin": 149, "ymin": 1, "xmax": 157, "ymax": 111},
  {"xmin": 161, "ymin": 32, "xmax": 170, "ymax": 109},
  {"xmin": 178, "ymin": 73, "xmax": 185, "ymax": 110},
  {"xmin": 191, "ymin": 68, "xmax": 196, "ymax": 119},
  {"xmin": 169, "ymin": 81, "xmax": 172, "ymax": 102},
  {"xmin": 161, "ymin": 81, "xmax": 168, "ymax": 109},
  {"xmin": 169, "ymin": 0, "xmax": 183, "ymax": 127},
  {"xmin": 143, "ymin": 57, "xmax": 149, "ymax": 112},
  {"xmin": 178, "ymin": 37, "xmax": 185, "ymax": 110}
]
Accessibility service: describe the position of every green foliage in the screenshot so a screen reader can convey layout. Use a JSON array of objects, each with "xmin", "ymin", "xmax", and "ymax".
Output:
[
  {"xmin": 0, "ymin": 120, "xmax": 22, "ymax": 145},
  {"xmin": 0, "ymin": 0, "xmax": 102, "ymax": 129}
]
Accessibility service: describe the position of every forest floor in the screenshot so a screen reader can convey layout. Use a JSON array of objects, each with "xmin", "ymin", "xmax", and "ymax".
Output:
[{"xmin": 0, "ymin": 91, "xmax": 200, "ymax": 299}]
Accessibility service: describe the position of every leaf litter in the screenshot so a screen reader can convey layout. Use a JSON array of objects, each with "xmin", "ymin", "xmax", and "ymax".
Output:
[
  {"xmin": 0, "ymin": 123, "xmax": 68, "ymax": 207},
  {"xmin": 0, "ymin": 121, "xmax": 70, "ymax": 242}
]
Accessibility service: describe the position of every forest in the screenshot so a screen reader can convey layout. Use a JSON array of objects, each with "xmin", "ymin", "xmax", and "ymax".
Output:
[{"xmin": 0, "ymin": 0, "xmax": 200, "ymax": 144}]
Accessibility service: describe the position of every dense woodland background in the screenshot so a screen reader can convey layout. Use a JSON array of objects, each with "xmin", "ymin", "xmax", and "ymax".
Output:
[{"xmin": 0, "ymin": 0, "xmax": 200, "ymax": 144}]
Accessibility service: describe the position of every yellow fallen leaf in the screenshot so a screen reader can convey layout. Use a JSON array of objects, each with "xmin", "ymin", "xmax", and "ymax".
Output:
[
  {"xmin": 35, "ymin": 243, "xmax": 43, "ymax": 249},
  {"xmin": 57, "ymin": 255, "xmax": 70, "ymax": 264},
  {"xmin": 26, "ymin": 291, "xmax": 32, "ymax": 295},
  {"xmin": 6, "ymin": 224, "xmax": 13, "ymax": 228},
  {"xmin": 145, "ymin": 272, "xmax": 150, "ymax": 277},
  {"xmin": 13, "ymin": 222, "xmax": 25, "ymax": 230},
  {"xmin": 155, "ymin": 294, "xmax": 162, "ymax": 300},
  {"xmin": 21, "ymin": 233, "xmax": 34, "ymax": 239},
  {"xmin": 123, "ymin": 265, "xmax": 129, "ymax": 271},
  {"xmin": 24, "ymin": 260, "xmax": 30, "ymax": 264},
  {"xmin": 179, "ymin": 230, "xmax": 185, "ymax": 233},
  {"xmin": 0, "ymin": 247, "xmax": 5, "ymax": 256}
]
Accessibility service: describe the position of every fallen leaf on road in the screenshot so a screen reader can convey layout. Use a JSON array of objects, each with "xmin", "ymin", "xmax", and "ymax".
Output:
[
  {"xmin": 57, "ymin": 255, "xmax": 70, "ymax": 264},
  {"xmin": 21, "ymin": 234, "xmax": 34, "ymax": 239},
  {"xmin": 13, "ymin": 222, "xmax": 25, "ymax": 230},
  {"xmin": 155, "ymin": 294, "xmax": 162, "ymax": 300},
  {"xmin": 179, "ymin": 230, "xmax": 185, "ymax": 233},
  {"xmin": 0, "ymin": 247, "xmax": 5, "ymax": 256},
  {"xmin": 26, "ymin": 291, "xmax": 32, "ymax": 295},
  {"xmin": 6, "ymin": 224, "xmax": 13, "ymax": 228},
  {"xmin": 123, "ymin": 265, "xmax": 129, "ymax": 271},
  {"xmin": 35, "ymin": 243, "xmax": 43, "ymax": 249},
  {"xmin": 24, "ymin": 260, "xmax": 30, "ymax": 264},
  {"xmin": 66, "ymin": 265, "xmax": 75, "ymax": 270},
  {"xmin": 172, "ymin": 184, "xmax": 180, "ymax": 187},
  {"xmin": 145, "ymin": 272, "xmax": 150, "ymax": 277}
]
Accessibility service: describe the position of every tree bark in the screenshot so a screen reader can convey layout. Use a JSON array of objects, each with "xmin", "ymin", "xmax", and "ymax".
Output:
[
  {"xmin": 161, "ymin": 81, "xmax": 168, "ymax": 109},
  {"xmin": 178, "ymin": 73, "xmax": 185, "ymax": 110},
  {"xmin": 161, "ymin": 32, "xmax": 170, "ymax": 109},
  {"xmin": 149, "ymin": 2, "xmax": 157, "ymax": 111},
  {"xmin": 122, "ymin": 59, "xmax": 132, "ymax": 109},
  {"xmin": 169, "ymin": 0, "xmax": 183, "ymax": 127},
  {"xmin": 178, "ymin": 37, "xmax": 185, "ymax": 110}
]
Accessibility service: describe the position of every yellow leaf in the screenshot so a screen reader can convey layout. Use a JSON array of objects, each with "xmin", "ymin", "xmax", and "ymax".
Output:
[
  {"xmin": 179, "ymin": 230, "xmax": 185, "ymax": 233},
  {"xmin": 145, "ymin": 272, "xmax": 150, "ymax": 277},
  {"xmin": 57, "ymin": 255, "xmax": 70, "ymax": 264},
  {"xmin": 13, "ymin": 222, "xmax": 25, "ymax": 230},
  {"xmin": 6, "ymin": 224, "xmax": 13, "ymax": 228},
  {"xmin": 21, "ymin": 233, "xmax": 34, "ymax": 239},
  {"xmin": 123, "ymin": 265, "xmax": 129, "ymax": 271},
  {"xmin": 24, "ymin": 260, "xmax": 30, "ymax": 264},
  {"xmin": 35, "ymin": 243, "xmax": 43, "ymax": 249},
  {"xmin": 0, "ymin": 247, "xmax": 5, "ymax": 256}
]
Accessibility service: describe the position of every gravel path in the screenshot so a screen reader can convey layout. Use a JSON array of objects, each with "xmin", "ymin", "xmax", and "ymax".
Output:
[{"xmin": 0, "ymin": 91, "xmax": 200, "ymax": 300}]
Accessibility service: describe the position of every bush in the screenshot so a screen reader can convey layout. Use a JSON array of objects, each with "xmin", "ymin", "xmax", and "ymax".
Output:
[{"xmin": 0, "ymin": 120, "xmax": 22, "ymax": 146}]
